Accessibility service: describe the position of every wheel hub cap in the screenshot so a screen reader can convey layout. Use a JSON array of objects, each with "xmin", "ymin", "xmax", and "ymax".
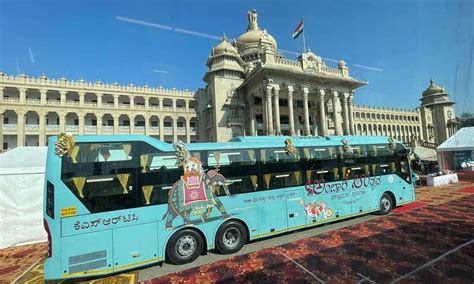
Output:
[
  {"xmin": 176, "ymin": 235, "xmax": 196, "ymax": 257},
  {"xmin": 223, "ymin": 228, "xmax": 241, "ymax": 248}
]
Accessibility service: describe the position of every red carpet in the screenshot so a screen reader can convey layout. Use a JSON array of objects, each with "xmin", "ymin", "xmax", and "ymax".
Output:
[
  {"xmin": 459, "ymin": 186, "xmax": 474, "ymax": 193},
  {"xmin": 393, "ymin": 201, "xmax": 426, "ymax": 213}
]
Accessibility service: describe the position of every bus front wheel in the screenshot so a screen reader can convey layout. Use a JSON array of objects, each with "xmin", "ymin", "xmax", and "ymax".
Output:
[
  {"xmin": 379, "ymin": 193, "xmax": 393, "ymax": 215},
  {"xmin": 215, "ymin": 220, "xmax": 248, "ymax": 254},
  {"xmin": 166, "ymin": 229, "xmax": 204, "ymax": 265}
]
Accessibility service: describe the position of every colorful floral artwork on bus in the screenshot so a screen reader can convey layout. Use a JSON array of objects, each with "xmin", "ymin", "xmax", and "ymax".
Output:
[
  {"xmin": 162, "ymin": 141, "xmax": 232, "ymax": 229},
  {"xmin": 304, "ymin": 201, "xmax": 333, "ymax": 220}
]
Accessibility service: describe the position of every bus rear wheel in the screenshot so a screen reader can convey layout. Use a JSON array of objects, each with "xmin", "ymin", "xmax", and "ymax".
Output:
[
  {"xmin": 215, "ymin": 220, "xmax": 247, "ymax": 254},
  {"xmin": 166, "ymin": 229, "xmax": 204, "ymax": 265},
  {"xmin": 379, "ymin": 193, "xmax": 393, "ymax": 215}
]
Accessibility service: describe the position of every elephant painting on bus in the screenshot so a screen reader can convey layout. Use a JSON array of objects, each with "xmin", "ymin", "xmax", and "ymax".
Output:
[{"xmin": 162, "ymin": 141, "xmax": 232, "ymax": 229}]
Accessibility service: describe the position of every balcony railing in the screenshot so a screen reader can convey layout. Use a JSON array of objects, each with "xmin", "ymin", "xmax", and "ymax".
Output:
[
  {"xmin": 46, "ymin": 100, "xmax": 61, "ymax": 105},
  {"xmin": 103, "ymin": 104, "xmax": 114, "ymax": 108},
  {"xmin": 4, "ymin": 98, "xmax": 20, "ymax": 103},
  {"xmin": 150, "ymin": 126, "xmax": 160, "ymax": 133},
  {"xmin": 119, "ymin": 104, "xmax": 130, "ymax": 109},
  {"xmin": 135, "ymin": 126, "xmax": 145, "ymax": 131},
  {"xmin": 162, "ymin": 106, "xmax": 173, "ymax": 111},
  {"xmin": 25, "ymin": 124, "xmax": 39, "ymax": 129},
  {"xmin": 66, "ymin": 125, "xmax": 79, "ymax": 131},
  {"xmin": 26, "ymin": 99, "xmax": 40, "ymax": 104},
  {"xmin": 177, "ymin": 127, "xmax": 186, "ymax": 135},
  {"xmin": 84, "ymin": 125, "xmax": 97, "ymax": 131},
  {"xmin": 3, "ymin": 124, "xmax": 17, "ymax": 130},
  {"xmin": 119, "ymin": 126, "xmax": 130, "ymax": 131},
  {"xmin": 102, "ymin": 126, "xmax": 114, "ymax": 131},
  {"xmin": 46, "ymin": 125, "xmax": 60, "ymax": 130},
  {"xmin": 66, "ymin": 101, "xmax": 79, "ymax": 106},
  {"xmin": 136, "ymin": 105, "xmax": 146, "ymax": 110},
  {"xmin": 84, "ymin": 102, "xmax": 97, "ymax": 107}
]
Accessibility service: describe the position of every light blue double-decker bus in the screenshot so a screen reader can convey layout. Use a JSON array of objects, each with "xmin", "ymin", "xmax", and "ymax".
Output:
[{"xmin": 43, "ymin": 134, "xmax": 415, "ymax": 280}]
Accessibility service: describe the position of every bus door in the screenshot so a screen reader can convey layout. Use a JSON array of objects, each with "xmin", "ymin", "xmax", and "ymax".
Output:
[{"xmin": 285, "ymin": 188, "xmax": 306, "ymax": 229}]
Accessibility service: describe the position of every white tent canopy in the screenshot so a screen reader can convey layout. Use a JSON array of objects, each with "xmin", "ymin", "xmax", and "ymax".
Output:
[
  {"xmin": 0, "ymin": 147, "xmax": 48, "ymax": 249},
  {"xmin": 437, "ymin": 127, "xmax": 474, "ymax": 152}
]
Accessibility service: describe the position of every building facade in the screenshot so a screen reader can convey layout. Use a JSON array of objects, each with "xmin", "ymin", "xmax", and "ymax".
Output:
[
  {"xmin": 0, "ymin": 73, "xmax": 198, "ymax": 149},
  {"xmin": 196, "ymin": 10, "xmax": 366, "ymax": 142},
  {"xmin": 0, "ymin": 10, "xmax": 458, "ymax": 150}
]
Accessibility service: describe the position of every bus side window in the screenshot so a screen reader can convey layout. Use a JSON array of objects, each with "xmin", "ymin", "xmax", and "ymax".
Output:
[
  {"xmin": 61, "ymin": 142, "xmax": 138, "ymax": 213},
  {"xmin": 138, "ymin": 152, "xmax": 181, "ymax": 206},
  {"xmin": 368, "ymin": 144, "xmax": 396, "ymax": 176},
  {"xmin": 207, "ymin": 150, "xmax": 257, "ymax": 195},
  {"xmin": 260, "ymin": 148, "xmax": 303, "ymax": 190},
  {"xmin": 340, "ymin": 145, "xmax": 369, "ymax": 179}
]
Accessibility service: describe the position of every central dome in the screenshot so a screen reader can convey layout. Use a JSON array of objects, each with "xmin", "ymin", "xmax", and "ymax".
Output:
[
  {"xmin": 235, "ymin": 10, "xmax": 277, "ymax": 54},
  {"xmin": 236, "ymin": 29, "xmax": 277, "ymax": 50}
]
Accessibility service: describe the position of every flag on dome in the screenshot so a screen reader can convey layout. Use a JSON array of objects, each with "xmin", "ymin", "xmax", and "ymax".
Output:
[{"xmin": 293, "ymin": 19, "xmax": 304, "ymax": 39}]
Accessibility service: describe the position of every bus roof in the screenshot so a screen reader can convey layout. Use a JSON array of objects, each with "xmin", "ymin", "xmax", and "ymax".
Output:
[{"xmin": 52, "ymin": 135, "xmax": 403, "ymax": 152}]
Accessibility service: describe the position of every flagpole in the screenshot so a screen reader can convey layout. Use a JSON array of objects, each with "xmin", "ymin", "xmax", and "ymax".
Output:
[
  {"xmin": 302, "ymin": 29, "xmax": 307, "ymax": 53},
  {"xmin": 302, "ymin": 18, "xmax": 306, "ymax": 52}
]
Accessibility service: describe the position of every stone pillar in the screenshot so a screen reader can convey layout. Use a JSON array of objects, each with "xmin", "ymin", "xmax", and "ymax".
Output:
[
  {"xmin": 0, "ymin": 87, "xmax": 4, "ymax": 102},
  {"xmin": 303, "ymin": 87, "xmax": 310, "ymax": 136},
  {"xmin": 129, "ymin": 114, "xmax": 134, "ymax": 134},
  {"xmin": 79, "ymin": 92, "xmax": 85, "ymax": 107},
  {"xmin": 78, "ymin": 113, "xmax": 84, "ymax": 135},
  {"xmin": 262, "ymin": 94, "xmax": 267, "ymax": 133},
  {"xmin": 97, "ymin": 93, "xmax": 103, "ymax": 108},
  {"xmin": 186, "ymin": 118, "xmax": 191, "ymax": 143},
  {"xmin": 59, "ymin": 112, "xmax": 66, "ymax": 133},
  {"xmin": 145, "ymin": 115, "xmax": 150, "ymax": 136},
  {"xmin": 145, "ymin": 97, "xmax": 149, "ymax": 109},
  {"xmin": 172, "ymin": 99, "xmax": 177, "ymax": 111},
  {"xmin": 266, "ymin": 86, "xmax": 274, "ymax": 135},
  {"xmin": 114, "ymin": 94, "xmax": 119, "ymax": 109},
  {"xmin": 332, "ymin": 91, "xmax": 343, "ymax": 135},
  {"xmin": 249, "ymin": 101, "xmax": 256, "ymax": 136},
  {"xmin": 341, "ymin": 93, "xmax": 350, "ymax": 135},
  {"xmin": 172, "ymin": 118, "xmax": 178, "ymax": 142},
  {"xmin": 287, "ymin": 86, "xmax": 295, "ymax": 136},
  {"xmin": 60, "ymin": 91, "xmax": 66, "ymax": 106},
  {"xmin": 113, "ymin": 115, "xmax": 119, "ymax": 135},
  {"xmin": 17, "ymin": 111, "xmax": 25, "ymax": 147},
  {"xmin": 19, "ymin": 88, "xmax": 26, "ymax": 104},
  {"xmin": 185, "ymin": 100, "xmax": 189, "ymax": 112},
  {"xmin": 97, "ymin": 114, "xmax": 102, "ymax": 134},
  {"xmin": 273, "ymin": 86, "xmax": 281, "ymax": 135},
  {"xmin": 159, "ymin": 117, "xmax": 164, "ymax": 141},
  {"xmin": 348, "ymin": 93, "xmax": 355, "ymax": 134},
  {"xmin": 40, "ymin": 89, "xmax": 47, "ymax": 105},
  {"xmin": 158, "ymin": 98, "xmax": 163, "ymax": 110},
  {"xmin": 130, "ymin": 96, "xmax": 134, "ymax": 109},
  {"xmin": 318, "ymin": 90, "xmax": 327, "ymax": 136}
]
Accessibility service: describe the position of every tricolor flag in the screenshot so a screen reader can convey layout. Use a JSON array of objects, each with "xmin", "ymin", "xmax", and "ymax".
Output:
[{"xmin": 293, "ymin": 19, "xmax": 304, "ymax": 39}]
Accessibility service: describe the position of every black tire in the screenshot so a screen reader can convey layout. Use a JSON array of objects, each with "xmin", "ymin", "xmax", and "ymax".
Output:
[
  {"xmin": 166, "ymin": 229, "xmax": 204, "ymax": 265},
  {"xmin": 379, "ymin": 193, "xmax": 393, "ymax": 215},
  {"xmin": 215, "ymin": 220, "xmax": 247, "ymax": 254}
]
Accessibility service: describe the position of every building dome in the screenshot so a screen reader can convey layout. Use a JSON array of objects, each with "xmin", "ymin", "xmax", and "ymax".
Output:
[
  {"xmin": 235, "ymin": 9, "xmax": 277, "ymax": 55},
  {"xmin": 235, "ymin": 29, "xmax": 277, "ymax": 51},
  {"xmin": 212, "ymin": 35, "xmax": 238, "ymax": 56},
  {"xmin": 423, "ymin": 79, "xmax": 445, "ymax": 96}
]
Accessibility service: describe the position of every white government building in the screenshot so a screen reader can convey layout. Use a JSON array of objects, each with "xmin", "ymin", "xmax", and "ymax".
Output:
[{"xmin": 0, "ymin": 10, "xmax": 459, "ymax": 150}]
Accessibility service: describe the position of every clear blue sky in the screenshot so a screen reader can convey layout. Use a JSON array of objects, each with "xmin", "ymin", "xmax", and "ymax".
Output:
[{"xmin": 1, "ymin": 0, "xmax": 472, "ymax": 114}]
